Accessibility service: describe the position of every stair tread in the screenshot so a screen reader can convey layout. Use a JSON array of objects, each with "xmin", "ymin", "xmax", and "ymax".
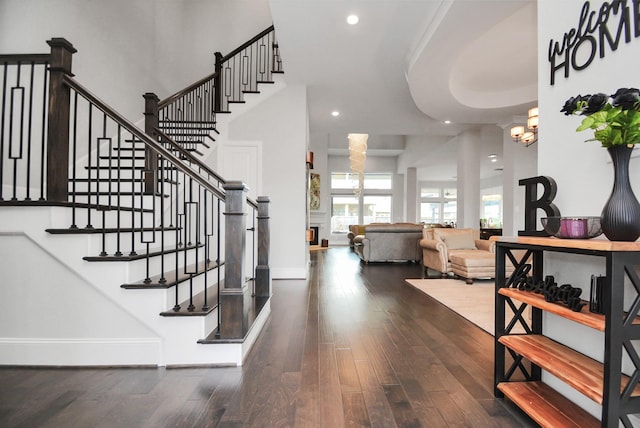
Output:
[
  {"xmin": 159, "ymin": 282, "xmax": 221, "ymax": 316},
  {"xmin": 68, "ymin": 191, "xmax": 170, "ymax": 198},
  {"xmin": 83, "ymin": 242, "xmax": 204, "ymax": 261},
  {"xmin": 69, "ymin": 177, "xmax": 177, "ymax": 184},
  {"xmin": 46, "ymin": 226, "xmax": 179, "ymax": 235},
  {"xmin": 122, "ymin": 259, "xmax": 223, "ymax": 289},
  {"xmin": 0, "ymin": 200, "xmax": 152, "ymax": 212}
]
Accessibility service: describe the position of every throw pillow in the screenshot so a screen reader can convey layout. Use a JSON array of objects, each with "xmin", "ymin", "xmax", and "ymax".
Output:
[{"xmin": 441, "ymin": 231, "xmax": 477, "ymax": 250}]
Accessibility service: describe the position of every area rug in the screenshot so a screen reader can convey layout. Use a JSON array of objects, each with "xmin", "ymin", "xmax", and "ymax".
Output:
[
  {"xmin": 405, "ymin": 278, "xmax": 495, "ymax": 334},
  {"xmin": 405, "ymin": 278, "xmax": 531, "ymax": 335}
]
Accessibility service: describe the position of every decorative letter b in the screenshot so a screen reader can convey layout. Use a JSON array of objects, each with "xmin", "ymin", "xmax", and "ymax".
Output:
[{"xmin": 518, "ymin": 176, "xmax": 561, "ymax": 236}]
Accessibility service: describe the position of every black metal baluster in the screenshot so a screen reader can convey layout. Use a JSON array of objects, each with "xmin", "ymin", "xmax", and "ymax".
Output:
[
  {"xmin": 24, "ymin": 62, "xmax": 35, "ymax": 201},
  {"xmin": 85, "ymin": 102, "xmax": 93, "ymax": 229},
  {"xmin": 70, "ymin": 91, "xmax": 78, "ymax": 229},
  {"xmin": 172, "ymin": 167, "xmax": 182, "ymax": 312},
  {"xmin": 9, "ymin": 62, "xmax": 23, "ymax": 200},
  {"xmin": 0, "ymin": 62, "xmax": 7, "ymax": 201},
  {"xmin": 249, "ymin": 205, "xmax": 256, "ymax": 296},
  {"xmin": 98, "ymin": 113, "xmax": 109, "ymax": 256},
  {"xmin": 114, "ymin": 126, "xmax": 122, "ymax": 256},
  {"xmin": 202, "ymin": 189, "xmax": 209, "ymax": 311},
  {"xmin": 38, "ymin": 60, "xmax": 48, "ymax": 201},
  {"xmin": 140, "ymin": 167, "xmax": 152, "ymax": 282},
  {"xmin": 216, "ymin": 196, "xmax": 221, "ymax": 334},
  {"xmin": 129, "ymin": 134, "xmax": 137, "ymax": 256},
  {"xmin": 158, "ymin": 153, "xmax": 166, "ymax": 284}
]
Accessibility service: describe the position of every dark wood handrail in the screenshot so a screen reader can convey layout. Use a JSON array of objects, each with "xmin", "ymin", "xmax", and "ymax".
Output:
[
  {"xmin": 154, "ymin": 127, "xmax": 226, "ymax": 184},
  {"xmin": 157, "ymin": 71, "xmax": 216, "ymax": 109},
  {"xmin": 0, "ymin": 53, "xmax": 50, "ymax": 64},
  {"xmin": 62, "ymin": 74, "xmax": 226, "ymax": 202},
  {"xmin": 220, "ymin": 25, "xmax": 275, "ymax": 63},
  {"xmin": 157, "ymin": 25, "xmax": 276, "ymax": 109}
]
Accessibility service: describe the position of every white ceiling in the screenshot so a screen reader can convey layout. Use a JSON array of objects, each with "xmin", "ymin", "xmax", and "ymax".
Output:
[{"xmin": 269, "ymin": 0, "xmax": 538, "ymax": 181}]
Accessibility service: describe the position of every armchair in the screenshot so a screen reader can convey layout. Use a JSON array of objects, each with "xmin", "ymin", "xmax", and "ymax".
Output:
[
  {"xmin": 347, "ymin": 224, "xmax": 367, "ymax": 249},
  {"xmin": 420, "ymin": 228, "xmax": 501, "ymax": 284}
]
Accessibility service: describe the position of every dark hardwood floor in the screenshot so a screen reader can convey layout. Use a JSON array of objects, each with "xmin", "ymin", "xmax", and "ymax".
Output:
[{"xmin": 0, "ymin": 247, "xmax": 535, "ymax": 427}]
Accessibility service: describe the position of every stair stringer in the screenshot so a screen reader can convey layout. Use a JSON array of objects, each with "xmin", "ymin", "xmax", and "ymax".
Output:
[{"xmin": 0, "ymin": 205, "xmax": 268, "ymax": 367}]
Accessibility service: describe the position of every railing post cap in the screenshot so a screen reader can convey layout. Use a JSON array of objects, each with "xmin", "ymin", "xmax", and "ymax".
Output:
[
  {"xmin": 143, "ymin": 92, "xmax": 160, "ymax": 101},
  {"xmin": 46, "ymin": 38, "xmax": 77, "ymax": 53},
  {"xmin": 257, "ymin": 196, "xmax": 270, "ymax": 203},
  {"xmin": 223, "ymin": 181, "xmax": 249, "ymax": 192}
]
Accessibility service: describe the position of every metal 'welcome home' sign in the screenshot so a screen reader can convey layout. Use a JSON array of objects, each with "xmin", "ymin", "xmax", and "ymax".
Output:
[{"xmin": 548, "ymin": 0, "xmax": 640, "ymax": 85}]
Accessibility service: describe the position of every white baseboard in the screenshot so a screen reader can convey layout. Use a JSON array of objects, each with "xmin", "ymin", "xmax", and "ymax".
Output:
[
  {"xmin": 271, "ymin": 267, "xmax": 307, "ymax": 279},
  {"xmin": 0, "ymin": 337, "xmax": 162, "ymax": 366}
]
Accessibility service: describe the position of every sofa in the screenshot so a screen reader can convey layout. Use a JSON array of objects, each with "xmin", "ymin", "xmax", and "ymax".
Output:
[
  {"xmin": 353, "ymin": 223, "xmax": 423, "ymax": 263},
  {"xmin": 420, "ymin": 227, "xmax": 506, "ymax": 284}
]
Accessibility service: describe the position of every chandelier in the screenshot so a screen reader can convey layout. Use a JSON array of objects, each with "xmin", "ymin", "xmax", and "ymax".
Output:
[
  {"xmin": 511, "ymin": 107, "xmax": 538, "ymax": 147},
  {"xmin": 348, "ymin": 133, "xmax": 368, "ymax": 195}
]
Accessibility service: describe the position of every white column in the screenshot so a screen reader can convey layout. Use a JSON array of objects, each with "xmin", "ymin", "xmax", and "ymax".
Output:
[
  {"xmin": 405, "ymin": 167, "xmax": 418, "ymax": 222},
  {"xmin": 457, "ymin": 130, "xmax": 480, "ymax": 228}
]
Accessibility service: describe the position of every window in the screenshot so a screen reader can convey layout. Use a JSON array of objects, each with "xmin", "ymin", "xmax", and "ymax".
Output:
[
  {"xmin": 363, "ymin": 173, "xmax": 392, "ymax": 190},
  {"xmin": 330, "ymin": 172, "xmax": 393, "ymax": 233},
  {"xmin": 363, "ymin": 195, "xmax": 391, "ymax": 224},
  {"xmin": 331, "ymin": 173, "xmax": 360, "ymax": 190},
  {"xmin": 330, "ymin": 195, "xmax": 359, "ymax": 233},
  {"xmin": 420, "ymin": 184, "xmax": 457, "ymax": 226},
  {"xmin": 421, "ymin": 188, "xmax": 440, "ymax": 198},
  {"xmin": 481, "ymin": 187, "xmax": 502, "ymax": 227},
  {"xmin": 420, "ymin": 202, "xmax": 440, "ymax": 224}
]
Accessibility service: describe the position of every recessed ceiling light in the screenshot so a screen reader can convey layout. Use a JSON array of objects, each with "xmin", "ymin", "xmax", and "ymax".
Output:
[
  {"xmin": 331, "ymin": 111, "xmax": 340, "ymax": 117},
  {"xmin": 347, "ymin": 14, "xmax": 359, "ymax": 25},
  {"xmin": 488, "ymin": 154, "xmax": 497, "ymax": 158},
  {"xmin": 443, "ymin": 120, "xmax": 451, "ymax": 124}
]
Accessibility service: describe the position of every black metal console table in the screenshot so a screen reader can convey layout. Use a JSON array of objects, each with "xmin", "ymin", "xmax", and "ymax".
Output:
[{"xmin": 493, "ymin": 236, "xmax": 640, "ymax": 427}]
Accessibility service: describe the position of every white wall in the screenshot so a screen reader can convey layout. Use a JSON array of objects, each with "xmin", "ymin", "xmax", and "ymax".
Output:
[
  {"xmin": 537, "ymin": 0, "xmax": 640, "ymax": 419},
  {"xmin": 501, "ymin": 121, "xmax": 538, "ymax": 236},
  {"xmin": 0, "ymin": 0, "xmax": 272, "ymax": 120},
  {"xmin": 0, "ymin": 232, "xmax": 160, "ymax": 365},
  {"xmin": 227, "ymin": 85, "xmax": 309, "ymax": 279}
]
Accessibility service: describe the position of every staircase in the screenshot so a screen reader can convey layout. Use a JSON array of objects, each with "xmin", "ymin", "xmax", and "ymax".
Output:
[{"xmin": 0, "ymin": 27, "xmax": 282, "ymax": 366}]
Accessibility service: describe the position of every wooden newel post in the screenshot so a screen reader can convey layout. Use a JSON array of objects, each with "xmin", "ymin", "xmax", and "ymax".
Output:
[
  {"xmin": 213, "ymin": 52, "xmax": 223, "ymax": 113},
  {"xmin": 255, "ymin": 196, "xmax": 271, "ymax": 298},
  {"xmin": 219, "ymin": 181, "xmax": 249, "ymax": 339},
  {"xmin": 143, "ymin": 93, "xmax": 160, "ymax": 195},
  {"xmin": 46, "ymin": 38, "xmax": 76, "ymax": 202}
]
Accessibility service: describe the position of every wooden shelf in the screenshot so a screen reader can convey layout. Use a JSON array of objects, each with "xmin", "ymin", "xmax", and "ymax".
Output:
[
  {"xmin": 499, "ymin": 288, "xmax": 606, "ymax": 331},
  {"xmin": 496, "ymin": 235, "xmax": 640, "ymax": 252},
  {"xmin": 499, "ymin": 334, "xmax": 640, "ymax": 404},
  {"xmin": 499, "ymin": 288, "xmax": 640, "ymax": 332},
  {"xmin": 498, "ymin": 381, "xmax": 600, "ymax": 428}
]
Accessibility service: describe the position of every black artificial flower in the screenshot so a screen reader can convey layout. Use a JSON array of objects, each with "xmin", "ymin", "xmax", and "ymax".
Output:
[
  {"xmin": 611, "ymin": 87, "xmax": 640, "ymax": 110},
  {"xmin": 560, "ymin": 96, "xmax": 581, "ymax": 115},
  {"xmin": 582, "ymin": 93, "xmax": 608, "ymax": 114}
]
